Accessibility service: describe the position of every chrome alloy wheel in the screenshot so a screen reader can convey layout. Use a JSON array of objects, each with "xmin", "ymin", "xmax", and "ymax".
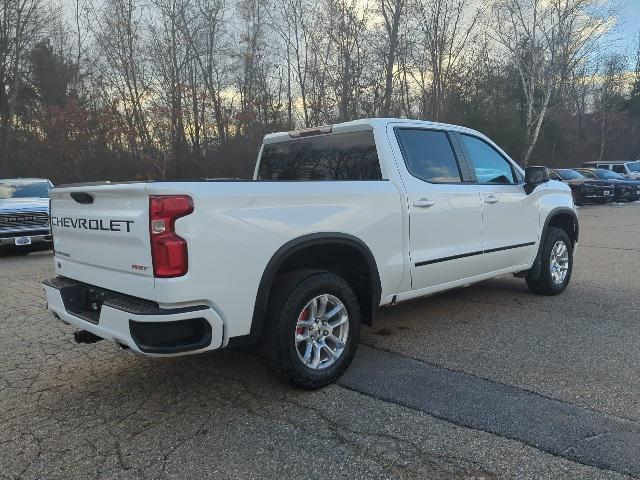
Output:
[
  {"xmin": 295, "ymin": 294, "xmax": 349, "ymax": 370},
  {"xmin": 550, "ymin": 240, "xmax": 569, "ymax": 285}
]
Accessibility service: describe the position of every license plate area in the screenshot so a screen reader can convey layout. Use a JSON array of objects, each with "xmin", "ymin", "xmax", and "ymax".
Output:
[
  {"xmin": 15, "ymin": 236, "xmax": 31, "ymax": 246},
  {"xmin": 43, "ymin": 279, "xmax": 121, "ymax": 324},
  {"xmin": 57, "ymin": 283, "xmax": 106, "ymax": 324},
  {"xmin": 44, "ymin": 277, "xmax": 159, "ymax": 324}
]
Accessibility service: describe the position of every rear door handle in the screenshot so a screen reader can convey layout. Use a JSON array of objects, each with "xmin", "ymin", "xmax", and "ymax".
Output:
[
  {"xmin": 484, "ymin": 195, "xmax": 499, "ymax": 204},
  {"xmin": 413, "ymin": 199, "xmax": 435, "ymax": 208}
]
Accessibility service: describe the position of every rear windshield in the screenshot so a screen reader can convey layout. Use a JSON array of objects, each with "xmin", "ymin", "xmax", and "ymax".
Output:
[
  {"xmin": 257, "ymin": 131, "xmax": 382, "ymax": 181},
  {"xmin": 0, "ymin": 180, "xmax": 50, "ymax": 199}
]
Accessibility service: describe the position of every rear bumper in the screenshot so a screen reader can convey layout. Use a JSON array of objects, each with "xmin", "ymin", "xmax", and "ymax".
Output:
[{"xmin": 43, "ymin": 276, "xmax": 224, "ymax": 356}]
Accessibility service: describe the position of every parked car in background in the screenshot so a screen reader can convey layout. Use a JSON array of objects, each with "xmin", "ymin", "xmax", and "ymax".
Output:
[
  {"xmin": 0, "ymin": 178, "xmax": 53, "ymax": 251},
  {"xmin": 550, "ymin": 169, "xmax": 614, "ymax": 206},
  {"xmin": 582, "ymin": 161, "xmax": 640, "ymax": 180},
  {"xmin": 575, "ymin": 168, "xmax": 640, "ymax": 203}
]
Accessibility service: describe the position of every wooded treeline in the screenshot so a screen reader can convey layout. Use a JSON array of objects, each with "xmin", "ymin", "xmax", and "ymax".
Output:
[{"xmin": 1, "ymin": 0, "xmax": 639, "ymax": 183}]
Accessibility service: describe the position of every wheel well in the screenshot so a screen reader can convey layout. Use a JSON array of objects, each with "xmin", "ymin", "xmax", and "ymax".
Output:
[
  {"xmin": 237, "ymin": 235, "xmax": 381, "ymax": 348},
  {"xmin": 522, "ymin": 210, "xmax": 579, "ymax": 282},
  {"xmin": 547, "ymin": 212, "xmax": 578, "ymax": 246},
  {"xmin": 274, "ymin": 242, "xmax": 379, "ymax": 326}
]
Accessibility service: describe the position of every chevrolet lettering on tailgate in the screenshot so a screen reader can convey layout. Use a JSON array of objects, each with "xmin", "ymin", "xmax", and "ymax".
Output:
[{"xmin": 51, "ymin": 217, "xmax": 134, "ymax": 232}]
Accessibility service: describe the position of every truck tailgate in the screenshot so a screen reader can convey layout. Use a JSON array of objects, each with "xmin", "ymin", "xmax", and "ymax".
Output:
[{"xmin": 49, "ymin": 183, "xmax": 155, "ymax": 299}]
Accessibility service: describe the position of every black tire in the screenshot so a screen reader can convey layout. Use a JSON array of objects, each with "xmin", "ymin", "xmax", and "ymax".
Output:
[
  {"xmin": 526, "ymin": 227, "xmax": 573, "ymax": 295},
  {"xmin": 260, "ymin": 271, "xmax": 361, "ymax": 389}
]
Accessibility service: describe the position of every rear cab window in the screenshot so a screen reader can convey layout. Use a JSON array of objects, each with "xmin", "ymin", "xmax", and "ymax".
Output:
[
  {"xmin": 394, "ymin": 129, "xmax": 463, "ymax": 183},
  {"xmin": 257, "ymin": 130, "xmax": 382, "ymax": 181}
]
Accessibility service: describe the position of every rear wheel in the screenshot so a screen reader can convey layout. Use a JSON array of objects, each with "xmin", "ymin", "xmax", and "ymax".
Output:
[
  {"xmin": 260, "ymin": 271, "xmax": 360, "ymax": 389},
  {"xmin": 526, "ymin": 227, "xmax": 573, "ymax": 295}
]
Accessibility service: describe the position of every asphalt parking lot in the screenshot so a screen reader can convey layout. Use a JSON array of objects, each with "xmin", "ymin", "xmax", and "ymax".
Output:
[{"xmin": 1, "ymin": 203, "xmax": 639, "ymax": 480}]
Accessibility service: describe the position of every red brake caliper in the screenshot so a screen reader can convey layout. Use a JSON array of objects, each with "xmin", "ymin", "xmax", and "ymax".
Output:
[{"xmin": 297, "ymin": 308, "xmax": 309, "ymax": 335}]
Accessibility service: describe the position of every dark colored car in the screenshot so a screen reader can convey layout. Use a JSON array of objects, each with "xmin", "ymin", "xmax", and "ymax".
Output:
[
  {"xmin": 0, "ymin": 178, "xmax": 53, "ymax": 251},
  {"xmin": 575, "ymin": 168, "xmax": 640, "ymax": 203},
  {"xmin": 550, "ymin": 169, "xmax": 615, "ymax": 206}
]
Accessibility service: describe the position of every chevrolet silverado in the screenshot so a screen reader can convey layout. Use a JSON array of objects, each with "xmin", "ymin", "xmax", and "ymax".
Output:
[{"xmin": 43, "ymin": 119, "xmax": 578, "ymax": 388}]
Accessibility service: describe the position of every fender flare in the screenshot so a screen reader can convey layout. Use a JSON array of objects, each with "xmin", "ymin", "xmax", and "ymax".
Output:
[
  {"xmin": 228, "ymin": 233, "xmax": 381, "ymax": 347},
  {"xmin": 529, "ymin": 207, "xmax": 579, "ymax": 279}
]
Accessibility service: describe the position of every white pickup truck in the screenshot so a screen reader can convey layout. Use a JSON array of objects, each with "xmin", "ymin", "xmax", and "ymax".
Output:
[{"xmin": 43, "ymin": 118, "xmax": 578, "ymax": 388}]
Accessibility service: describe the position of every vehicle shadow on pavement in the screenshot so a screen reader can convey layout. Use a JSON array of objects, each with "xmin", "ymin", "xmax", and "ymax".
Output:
[{"xmin": 0, "ymin": 247, "xmax": 52, "ymax": 258}]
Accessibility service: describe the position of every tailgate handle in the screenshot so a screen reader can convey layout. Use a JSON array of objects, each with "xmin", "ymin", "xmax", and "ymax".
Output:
[{"xmin": 70, "ymin": 192, "xmax": 94, "ymax": 204}]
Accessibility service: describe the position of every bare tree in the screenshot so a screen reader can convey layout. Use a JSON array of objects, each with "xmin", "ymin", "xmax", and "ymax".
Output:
[
  {"xmin": 267, "ymin": 0, "xmax": 315, "ymax": 126},
  {"xmin": 487, "ymin": 0, "xmax": 615, "ymax": 165},
  {"xmin": 0, "ymin": 0, "xmax": 636, "ymax": 184},
  {"xmin": 92, "ymin": 0, "xmax": 160, "ymax": 174},
  {"xmin": 411, "ymin": 0, "xmax": 479, "ymax": 121},
  {"xmin": 148, "ymin": 0, "xmax": 191, "ymax": 178},
  {"xmin": 378, "ymin": 0, "xmax": 405, "ymax": 116},
  {"xmin": 594, "ymin": 53, "xmax": 627, "ymax": 161},
  {"xmin": 0, "ymin": 0, "xmax": 48, "ymax": 175},
  {"xmin": 327, "ymin": 0, "xmax": 368, "ymax": 121},
  {"xmin": 190, "ymin": 0, "xmax": 229, "ymax": 143}
]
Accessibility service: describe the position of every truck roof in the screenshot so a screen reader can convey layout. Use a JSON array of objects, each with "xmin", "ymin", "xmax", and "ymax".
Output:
[
  {"xmin": 263, "ymin": 118, "xmax": 486, "ymax": 144},
  {"xmin": 0, "ymin": 178, "xmax": 52, "ymax": 183},
  {"xmin": 583, "ymin": 160, "xmax": 640, "ymax": 165}
]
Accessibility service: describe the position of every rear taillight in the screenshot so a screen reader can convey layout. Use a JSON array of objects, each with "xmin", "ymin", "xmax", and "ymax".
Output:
[{"xmin": 149, "ymin": 195, "xmax": 194, "ymax": 278}]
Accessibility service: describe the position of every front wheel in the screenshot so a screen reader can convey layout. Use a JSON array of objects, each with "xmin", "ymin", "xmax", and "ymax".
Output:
[
  {"xmin": 526, "ymin": 227, "xmax": 573, "ymax": 295},
  {"xmin": 260, "ymin": 271, "xmax": 361, "ymax": 389}
]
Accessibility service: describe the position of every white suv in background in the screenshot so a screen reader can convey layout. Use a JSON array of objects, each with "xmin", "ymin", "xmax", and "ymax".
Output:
[{"xmin": 582, "ymin": 161, "xmax": 640, "ymax": 180}]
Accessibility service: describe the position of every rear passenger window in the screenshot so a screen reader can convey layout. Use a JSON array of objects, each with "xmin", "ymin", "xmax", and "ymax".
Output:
[
  {"xmin": 460, "ymin": 134, "xmax": 516, "ymax": 184},
  {"xmin": 257, "ymin": 131, "xmax": 382, "ymax": 180},
  {"xmin": 395, "ymin": 129, "xmax": 462, "ymax": 183}
]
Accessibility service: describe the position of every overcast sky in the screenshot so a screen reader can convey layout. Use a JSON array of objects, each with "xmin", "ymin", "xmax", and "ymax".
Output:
[{"xmin": 619, "ymin": 1, "xmax": 640, "ymax": 40}]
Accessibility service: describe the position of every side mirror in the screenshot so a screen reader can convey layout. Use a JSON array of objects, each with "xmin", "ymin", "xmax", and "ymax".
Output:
[{"xmin": 524, "ymin": 166, "xmax": 550, "ymax": 194}]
